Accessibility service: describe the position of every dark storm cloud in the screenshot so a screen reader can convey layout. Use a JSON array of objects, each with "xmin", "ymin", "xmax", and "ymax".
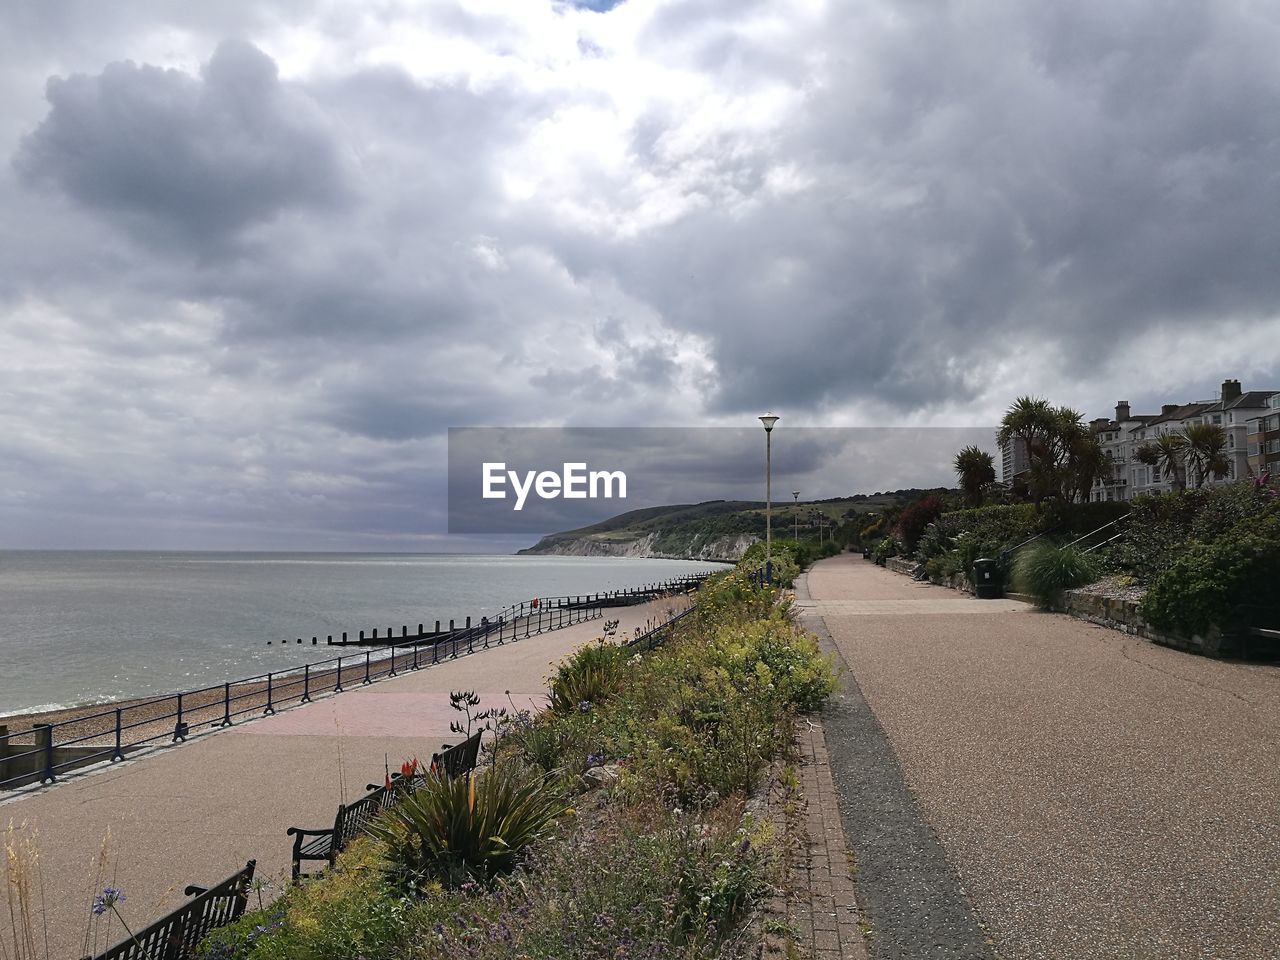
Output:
[
  {"xmin": 604, "ymin": 0, "xmax": 1280, "ymax": 414},
  {"xmin": 1, "ymin": 0, "xmax": 1278, "ymax": 550},
  {"xmin": 15, "ymin": 39, "xmax": 349, "ymax": 246}
]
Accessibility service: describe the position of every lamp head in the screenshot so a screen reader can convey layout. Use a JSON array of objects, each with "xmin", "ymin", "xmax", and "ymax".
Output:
[{"xmin": 759, "ymin": 413, "xmax": 779, "ymax": 433}]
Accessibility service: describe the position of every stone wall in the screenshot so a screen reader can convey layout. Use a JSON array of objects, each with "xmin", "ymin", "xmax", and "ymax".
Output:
[
  {"xmin": 884, "ymin": 556, "xmax": 972, "ymax": 594},
  {"xmin": 1051, "ymin": 589, "xmax": 1228, "ymax": 656},
  {"xmin": 879, "ymin": 557, "xmax": 1230, "ymax": 655}
]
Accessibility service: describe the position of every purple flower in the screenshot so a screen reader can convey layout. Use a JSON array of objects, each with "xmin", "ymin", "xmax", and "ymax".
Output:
[
  {"xmin": 91, "ymin": 887, "xmax": 124, "ymax": 917},
  {"xmin": 585, "ymin": 753, "xmax": 604, "ymax": 768},
  {"xmin": 578, "ymin": 700, "xmax": 592, "ymax": 712}
]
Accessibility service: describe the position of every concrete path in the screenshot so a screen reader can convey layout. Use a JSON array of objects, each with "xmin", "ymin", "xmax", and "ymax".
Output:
[
  {"xmin": 800, "ymin": 554, "xmax": 1280, "ymax": 960},
  {"xmin": 0, "ymin": 598, "xmax": 685, "ymax": 960}
]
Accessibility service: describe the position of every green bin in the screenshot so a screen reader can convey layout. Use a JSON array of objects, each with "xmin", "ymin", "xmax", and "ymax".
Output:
[{"xmin": 972, "ymin": 558, "xmax": 1002, "ymax": 599}]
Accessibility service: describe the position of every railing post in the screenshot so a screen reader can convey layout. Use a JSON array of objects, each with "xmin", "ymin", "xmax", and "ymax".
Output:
[
  {"xmin": 218, "ymin": 682, "xmax": 233, "ymax": 727},
  {"xmin": 412, "ymin": 643, "xmax": 419, "ymax": 670},
  {"xmin": 389, "ymin": 648, "xmax": 397, "ymax": 677},
  {"xmin": 173, "ymin": 693, "xmax": 188, "ymax": 742},
  {"xmin": 34, "ymin": 724, "xmax": 55, "ymax": 783},
  {"xmin": 363, "ymin": 651, "xmax": 372, "ymax": 684},
  {"xmin": 335, "ymin": 657, "xmax": 344, "ymax": 693},
  {"xmin": 264, "ymin": 673, "xmax": 275, "ymax": 715},
  {"xmin": 301, "ymin": 664, "xmax": 312, "ymax": 703},
  {"xmin": 112, "ymin": 708, "xmax": 124, "ymax": 761}
]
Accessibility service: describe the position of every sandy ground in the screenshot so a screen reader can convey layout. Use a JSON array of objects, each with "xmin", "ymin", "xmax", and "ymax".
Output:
[
  {"xmin": 0, "ymin": 597, "xmax": 686, "ymax": 960},
  {"xmin": 804, "ymin": 553, "xmax": 1280, "ymax": 960}
]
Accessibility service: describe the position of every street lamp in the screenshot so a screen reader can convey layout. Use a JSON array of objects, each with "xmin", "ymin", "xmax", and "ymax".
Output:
[
  {"xmin": 792, "ymin": 491, "xmax": 800, "ymax": 542},
  {"xmin": 760, "ymin": 414, "xmax": 779, "ymax": 583}
]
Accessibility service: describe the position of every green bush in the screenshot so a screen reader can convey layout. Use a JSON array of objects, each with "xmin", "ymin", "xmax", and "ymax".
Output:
[
  {"xmin": 1109, "ymin": 482, "xmax": 1280, "ymax": 582},
  {"xmin": 1139, "ymin": 518, "xmax": 1280, "ymax": 637},
  {"xmin": 547, "ymin": 641, "xmax": 628, "ymax": 715},
  {"xmin": 369, "ymin": 765, "xmax": 571, "ymax": 891},
  {"xmin": 196, "ymin": 840, "xmax": 409, "ymax": 960},
  {"xmin": 736, "ymin": 541, "xmax": 801, "ymax": 586},
  {"xmin": 408, "ymin": 801, "xmax": 768, "ymax": 959},
  {"xmin": 1012, "ymin": 542, "xmax": 1101, "ymax": 605},
  {"xmin": 871, "ymin": 536, "xmax": 897, "ymax": 562}
]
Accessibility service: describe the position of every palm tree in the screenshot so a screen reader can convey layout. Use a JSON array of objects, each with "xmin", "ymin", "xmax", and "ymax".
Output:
[
  {"xmin": 998, "ymin": 397, "xmax": 1060, "ymax": 504},
  {"xmin": 1135, "ymin": 433, "xmax": 1188, "ymax": 491},
  {"xmin": 953, "ymin": 445, "xmax": 996, "ymax": 506},
  {"xmin": 1065, "ymin": 432, "xmax": 1111, "ymax": 502},
  {"xmin": 998, "ymin": 397, "xmax": 1102, "ymax": 503},
  {"xmin": 1182, "ymin": 422, "xmax": 1232, "ymax": 488}
]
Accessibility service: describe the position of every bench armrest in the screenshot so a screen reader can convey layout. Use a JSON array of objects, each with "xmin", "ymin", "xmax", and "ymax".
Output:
[{"xmin": 286, "ymin": 826, "xmax": 334, "ymax": 839}]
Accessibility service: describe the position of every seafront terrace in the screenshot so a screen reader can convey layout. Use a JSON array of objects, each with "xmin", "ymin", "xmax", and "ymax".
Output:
[{"xmin": 0, "ymin": 596, "xmax": 687, "ymax": 960}]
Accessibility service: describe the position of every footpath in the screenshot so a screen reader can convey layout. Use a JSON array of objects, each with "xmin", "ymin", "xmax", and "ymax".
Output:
[
  {"xmin": 798, "ymin": 553, "xmax": 1280, "ymax": 960},
  {"xmin": 1, "ymin": 597, "xmax": 685, "ymax": 960}
]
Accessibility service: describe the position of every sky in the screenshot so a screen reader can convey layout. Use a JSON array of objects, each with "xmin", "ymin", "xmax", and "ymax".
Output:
[{"xmin": 1, "ymin": 0, "xmax": 1278, "ymax": 550}]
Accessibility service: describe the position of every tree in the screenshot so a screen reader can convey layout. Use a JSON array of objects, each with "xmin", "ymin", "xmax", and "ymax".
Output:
[
  {"xmin": 1135, "ymin": 433, "xmax": 1188, "ymax": 492},
  {"xmin": 997, "ymin": 397, "xmax": 1106, "ymax": 504},
  {"xmin": 1182, "ymin": 423, "xmax": 1232, "ymax": 488},
  {"xmin": 953, "ymin": 445, "xmax": 996, "ymax": 506}
]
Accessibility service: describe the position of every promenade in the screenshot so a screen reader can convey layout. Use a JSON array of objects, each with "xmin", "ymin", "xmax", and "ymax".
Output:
[
  {"xmin": 799, "ymin": 554, "xmax": 1280, "ymax": 960},
  {"xmin": 1, "ymin": 597, "xmax": 685, "ymax": 960}
]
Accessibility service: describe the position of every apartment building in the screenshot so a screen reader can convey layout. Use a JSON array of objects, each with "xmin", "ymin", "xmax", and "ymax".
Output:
[
  {"xmin": 1247, "ymin": 393, "xmax": 1280, "ymax": 477},
  {"xmin": 1001, "ymin": 436, "xmax": 1029, "ymax": 485},
  {"xmin": 1091, "ymin": 380, "xmax": 1276, "ymax": 501}
]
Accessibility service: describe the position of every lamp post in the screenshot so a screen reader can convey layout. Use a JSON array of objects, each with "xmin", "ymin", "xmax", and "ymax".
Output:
[
  {"xmin": 760, "ymin": 414, "xmax": 779, "ymax": 583},
  {"xmin": 792, "ymin": 491, "xmax": 800, "ymax": 542}
]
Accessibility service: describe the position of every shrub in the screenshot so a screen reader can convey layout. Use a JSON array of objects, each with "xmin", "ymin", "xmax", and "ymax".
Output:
[
  {"xmin": 547, "ymin": 641, "xmax": 628, "ymax": 715},
  {"xmin": 369, "ymin": 766, "xmax": 571, "ymax": 892},
  {"xmin": 871, "ymin": 536, "xmax": 897, "ymax": 562},
  {"xmin": 407, "ymin": 801, "xmax": 768, "ymax": 960},
  {"xmin": 736, "ymin": 541, "xmax": 801, "ymax": 586},
  {"xmin": 1012, "ymin": 542, "xmax": 1101, "ymax": 605},
  {"xmin": 1139, "ymin": 518, "xmax": 1280, "ymax": 637},
  {"xmin": 894, "ymin": 495, "xmax": 945, "ymax": 552},
  {"xmin": 1109, "ymin": 482, "xmax": 1280, "ymax": 582},
  {"xmin": 196, "ymin": 839, "xmax": 409, "ymax": 960}
]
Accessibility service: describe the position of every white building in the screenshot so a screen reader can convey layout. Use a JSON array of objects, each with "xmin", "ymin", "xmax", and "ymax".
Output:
[{"xmin": 1091, "ymin": 380, "xmax": 1276, "ymax": 501}]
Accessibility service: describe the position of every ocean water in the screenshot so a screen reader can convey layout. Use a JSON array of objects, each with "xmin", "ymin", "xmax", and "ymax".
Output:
[{"xmin": 0, "ymin": 552, "xmax": 726, "ymax": 715}]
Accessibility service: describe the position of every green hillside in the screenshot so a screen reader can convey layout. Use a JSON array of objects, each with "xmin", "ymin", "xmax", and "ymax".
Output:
[{"xmin": 518, "ymin": 491, "xmax": 927, "ymax": 560}]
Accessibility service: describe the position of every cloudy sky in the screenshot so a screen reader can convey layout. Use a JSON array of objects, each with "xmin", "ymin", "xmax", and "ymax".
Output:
[{"xmin": 2, "ymin": 0, "xmax": 1278, "ymax": 550}]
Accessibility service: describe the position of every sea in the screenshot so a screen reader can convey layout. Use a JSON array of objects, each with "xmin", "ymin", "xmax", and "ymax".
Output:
[{"xmin": 0, "ymin": 552, "xmax": 728, "ymax": 716}]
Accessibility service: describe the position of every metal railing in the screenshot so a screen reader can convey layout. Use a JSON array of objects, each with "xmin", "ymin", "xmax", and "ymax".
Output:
[{"xmin": 0, "ymin": 574, "xmax": 712, "ymax": 791}]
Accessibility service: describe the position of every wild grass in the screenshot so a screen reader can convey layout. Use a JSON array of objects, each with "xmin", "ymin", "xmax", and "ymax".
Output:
[{"xmin": 1013, "ymin": 541, "xmax": 1101, "ymax": 605}]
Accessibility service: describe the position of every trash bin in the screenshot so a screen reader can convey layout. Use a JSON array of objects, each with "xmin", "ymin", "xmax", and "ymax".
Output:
[{"xmin": 972, "ymin": 558, "xmax": 1002, "ymax": 599}]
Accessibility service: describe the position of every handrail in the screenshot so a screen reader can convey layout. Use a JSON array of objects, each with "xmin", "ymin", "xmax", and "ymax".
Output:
[{"xmin": 1064, "ymin": 512, "xmax": 1131, "ymax": 551}]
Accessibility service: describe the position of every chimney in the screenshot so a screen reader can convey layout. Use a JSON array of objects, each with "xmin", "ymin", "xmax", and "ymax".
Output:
[
  {"xmin": 1221, "ymin": 379, "xmax": 1242, "ymax": 402},
  {"xmin": 1115, "ymin": 401, "xmax": 1130, "ymax": 422},
  {"xmin": 1161, "ymin": 404, "xmax": 1178, "ymax": 416}
]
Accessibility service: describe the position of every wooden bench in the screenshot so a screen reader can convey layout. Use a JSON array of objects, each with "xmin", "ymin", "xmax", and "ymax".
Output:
[
  {"xmin": 82, "ymin": 860, "xmax": 255, "ymax": 960},
  {"xmin": 286, "ymin": 731, "xmax": 484, "ymax": 881},
  {"xmin": 287, "ymin": 783, "xmax": 389, "ymax": 880},
  {"xmin": 432, "ymin": 729, "xmax": 483, "ymax": 778}
]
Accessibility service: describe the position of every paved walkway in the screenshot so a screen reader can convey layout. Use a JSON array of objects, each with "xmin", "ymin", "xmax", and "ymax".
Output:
[
  {"xmin": 800, "ymin": 554, "xmax": 1280, "ymax": 960},
  {"xmin": 0, "ymin": 598, "xmax": 685, "ymax": 960}
]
